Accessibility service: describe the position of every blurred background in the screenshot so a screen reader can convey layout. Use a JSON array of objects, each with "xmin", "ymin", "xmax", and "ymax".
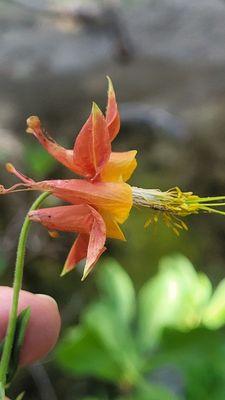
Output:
[{"xmin": 1, "ymin": 0, "xmax": 225, "ymax": 399}]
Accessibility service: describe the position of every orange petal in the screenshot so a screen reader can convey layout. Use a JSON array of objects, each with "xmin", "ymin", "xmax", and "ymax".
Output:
[
  {"xmin": 4, "ymin": 171, "xmax": 133, "ymax": 224},
  {"xmin": 29, "ymin": 204, "xmax": 107, "ymax": 279},
  {"xmin": 34, "ymin": 179, "xmax": 133, "ymax": 225},
  {"xmin": 100, "ymin": 150, "xmax": 137, "ymax": 183},
  {"xmin": 81, "ymin": 218, "xmax": 107, "ymax": 281},
  {"xmin": 61, "ymin": 234, "xmax": 89, "ymax": 275},
  {"xmin": 29, "ymin": 204, "xmax": 95, "ymax": 233},
  {"xmin": 106, "ymin": 77, "xmax": 120, "ymax": 142},
  {"xmin": 26, "ymin": 116, "xmax": 77, "ymax": 174},
  {"xmin": 73, "ymin": 103, "xmax": 111, "ymax": 180}
]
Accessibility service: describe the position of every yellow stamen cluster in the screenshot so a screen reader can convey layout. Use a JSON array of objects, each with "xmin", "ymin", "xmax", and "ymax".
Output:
[
  {"xmin": 132, "ymin": 186, "xmax": 225, "ymax": 235},
  {"xmin": 144, "ymin": 212, "xmax": 188, "ymax": 236}
]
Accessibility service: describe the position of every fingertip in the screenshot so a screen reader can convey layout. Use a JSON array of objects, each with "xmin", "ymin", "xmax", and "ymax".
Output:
[
  {"xmin": 20, "ymin": 292, "xmax": 61, "ymax": 365},
  {"xmin": 0, "ymin": 287, "xmax": 61, "ymax": 366},
  {"xmin": 35, "ymin": 293, "xmax": 58, "ymax": 308}
]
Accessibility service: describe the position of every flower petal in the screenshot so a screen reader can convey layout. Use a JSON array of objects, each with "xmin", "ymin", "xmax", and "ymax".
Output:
[
  {"xmin": 33, "ymin": 179, "xmax": 133, "ymax": 225},
  {"xmin": 2, "ymin": 168, "xmax": 133, "ymax": 225},
  {"xmin": 100, "ymin": 150, "xmax": 137, "ymax": 183},
  {"xmin": 73, "ymin": 103, "xmax": 111, "ymax": 180},
  {"xmin": 29, "ymin": 204, "xmax": 107, "ymax": 279},
  {"xmin": 26, "ymin": 116, "xmax": 77, "ymax": 173},
  {"xmin": 61, "ymin": 234, "xmax": 89, "ymax": 275},
  {"xmin": 29, "ymin": 204, "xmax": 95, "ymax": 233},
  {"xmin": 99, "ymin": 210, "xmax": 126, "ymax": 241},
  {"xmin": 81, "ymin": 217, "xmax": 107, "ymax": 281},
  {"xmin": 106, "ymin": 77, "xmax": 120, "ymax": 141}
]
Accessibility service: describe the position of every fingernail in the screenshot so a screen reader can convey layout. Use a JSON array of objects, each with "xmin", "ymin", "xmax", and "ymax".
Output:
[{"xmin": 36, "ymin": 294, "xmax": 58, "ymax": 308}]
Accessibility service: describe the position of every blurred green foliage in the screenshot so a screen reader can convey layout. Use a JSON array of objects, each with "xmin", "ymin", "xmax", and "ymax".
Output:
[
  {"xmin": 56, "ymin": 255, "xmax": 225, "ymax": 399},
  {"xmin": 24, "ymin": 143, "xmax": 56, "ymax": 179}
]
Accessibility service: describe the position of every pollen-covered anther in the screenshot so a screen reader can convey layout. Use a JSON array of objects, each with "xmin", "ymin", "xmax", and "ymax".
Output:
[
  {"xmin": 26, "ymin": 116, "xmax": 41, "ymax": 134},
  {"xmin": 48, "ymin": 230, "xmax": 60, "ymax": 239},
  {"xmin": 5, "ymin": 163, "xmax": 15, "ymax": 173},
  {"xmin": 0, "ymin": 184, "xmax": 6, "ymax": 194}
]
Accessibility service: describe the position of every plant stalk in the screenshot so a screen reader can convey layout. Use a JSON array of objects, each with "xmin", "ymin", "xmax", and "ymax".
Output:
[{"xmin": 0, "ymin": 192, "xmax": 50, "ymax": 395}]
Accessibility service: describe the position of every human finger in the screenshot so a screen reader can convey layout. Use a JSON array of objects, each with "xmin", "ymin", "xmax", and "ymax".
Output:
[{"xmin": 0, "ymin": 287, "xmax": 61, "ymax": 365}]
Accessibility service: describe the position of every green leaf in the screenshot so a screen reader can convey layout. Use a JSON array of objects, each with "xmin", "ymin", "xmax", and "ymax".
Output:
[
  {"xmin": 0, "ymin": 340, "xmax": 4, "ymax": 358},
  {"xmin": 150, "ymin": 328, "xmax": 225, "ymax": 400},
  {"xmin": 203, "ymin": 279, "xmax": 225, "ymax": 329},
  {"xmin": 56, "ymin": 259, "xmax": 140, "ymax": 385},
  {"xmin": 56, "ymin": 325, "xmax": 124, "ymax": 382},
  {"xmin": 120, "ymin": 384, "xmax": 179, "ymax": 400},
  {"xmin": 15, "ymin": 392, "xmax": 25, "ymax": 400},
  {"xmin": 7, "ymin": 308, "xmax": 31, "ymax": 384},
  {"xmin": 84, "ymin": 302, "xmax": 128, "ymax": 351},
  {"xmin": 0, "ymin": 382, "xmax": 5, "ymax": 400},
  {"xmin": 97, "ymin": 258, "xmax": 136, "ymax": 326},
  {"xmin": 137, "ymin": 254, "xmax": 212, "ymax": 350},
  {"xmin": 83, "ymin": 302, "xmax": 140, "ymax": 382},
  {"xmin": 56, "ymin": 301, "xmax": 140, "ymax": 385}
]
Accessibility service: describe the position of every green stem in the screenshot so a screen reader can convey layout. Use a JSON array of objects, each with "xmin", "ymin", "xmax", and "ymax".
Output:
[{"xmin": 0, "ymin": 192, "xmax": 50, "ymax": 393}]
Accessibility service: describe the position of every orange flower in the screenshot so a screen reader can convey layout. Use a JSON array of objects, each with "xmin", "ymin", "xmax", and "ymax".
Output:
[
  {"xmin": 2, "ymin": 78, "xmax": 137, "ymax": 280},
  {"xmin": 2, "ymin": 78, "xmax": 225, "ymax": 279}
]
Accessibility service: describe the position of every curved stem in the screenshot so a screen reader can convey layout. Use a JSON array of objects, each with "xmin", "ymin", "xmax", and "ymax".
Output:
[{"xmin": 0, "ymin": 192, "xmax": 50, "ymax": 390}]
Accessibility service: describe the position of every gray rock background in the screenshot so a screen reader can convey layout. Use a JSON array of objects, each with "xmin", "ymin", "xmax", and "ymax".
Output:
[
  {"xmin": 1, "ymin": 0, "xmax": 225, "ymax": 130},
  {"xmin": 1, "ymin": 0, "xmax": 225, "ymax": 200}
]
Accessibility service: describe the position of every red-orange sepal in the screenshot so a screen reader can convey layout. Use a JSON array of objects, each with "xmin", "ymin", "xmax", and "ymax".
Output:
[
  {"xmin": 73, "ymin": 103, "xmax": 111, "ymax": 180},
  {"xmin": 106, "ymin": 76, "xmax": 120, "ymax": 141},
  {"xmin": 26, "ymin": 116, "xmax": 76, "ymax": 173},
  {"xmin": 29, "ymin": 204, "xmax": 106, "ymax": 280}
]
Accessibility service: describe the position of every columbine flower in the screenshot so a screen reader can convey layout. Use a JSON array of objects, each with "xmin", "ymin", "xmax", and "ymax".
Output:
[{"xmin": 1, "ymin": 78, "xmax": 225, "ymax": 279}]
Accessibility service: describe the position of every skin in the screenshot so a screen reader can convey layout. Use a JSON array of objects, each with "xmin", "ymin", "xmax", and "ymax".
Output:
[{"xmin": 0, "ymin": 287, "xmax": 61, "ymax": 366}]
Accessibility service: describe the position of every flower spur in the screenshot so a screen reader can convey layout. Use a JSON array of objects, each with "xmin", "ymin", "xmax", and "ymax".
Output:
[{"xmin": 1, "ymin": 78, "xmax": 225, "ymax": 280}]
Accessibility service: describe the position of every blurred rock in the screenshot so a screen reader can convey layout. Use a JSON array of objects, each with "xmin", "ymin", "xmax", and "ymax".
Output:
[
  {"xmin": 0, "ymin": 129, "xmax": 23, "ymax": 162},
  {"xmin": 1, "ymin": 0, "xmax": 225, "ymax": 134}
]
